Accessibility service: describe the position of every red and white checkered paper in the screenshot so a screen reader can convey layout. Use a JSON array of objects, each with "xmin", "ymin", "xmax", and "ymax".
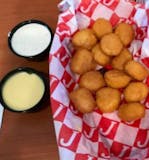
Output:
[{"xmin": 49, "ymin": 0, "xmax": 149, "ymax": 159}]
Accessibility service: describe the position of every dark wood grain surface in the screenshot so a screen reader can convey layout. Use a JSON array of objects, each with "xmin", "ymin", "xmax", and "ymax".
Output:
[{"xmin": 0, "ymin": 0, "xmax": 60, "ymax": 160}]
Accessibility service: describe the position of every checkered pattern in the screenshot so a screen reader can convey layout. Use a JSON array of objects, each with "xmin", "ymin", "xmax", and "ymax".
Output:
[{"xmin": 49, "ymin": 0, "xmax": 149, "ymax": 159}]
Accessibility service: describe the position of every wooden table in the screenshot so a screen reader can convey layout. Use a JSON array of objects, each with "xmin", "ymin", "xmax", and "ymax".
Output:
[{"xmin": 0, "ymin": 0, "xmax": 59, "ymax": 160}]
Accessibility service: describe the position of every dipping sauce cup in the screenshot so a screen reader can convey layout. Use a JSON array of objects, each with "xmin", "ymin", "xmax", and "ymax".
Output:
[
  {"xmin": 8, "ymin": 20, "xmax": 53, "ymax": 61},
  {"xmin": 0, "ymin": 67, "xmax": 48, "ymax": 112}
]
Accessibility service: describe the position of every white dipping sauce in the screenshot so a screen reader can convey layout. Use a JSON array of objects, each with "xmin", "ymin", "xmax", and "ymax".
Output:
[
  {"xmin": 2, "ymin": 72, "xmax": 45, "ymax": 111},
  {"xmin": 11, "ymin": 23, "xmax": 51, "ymax": 56}
]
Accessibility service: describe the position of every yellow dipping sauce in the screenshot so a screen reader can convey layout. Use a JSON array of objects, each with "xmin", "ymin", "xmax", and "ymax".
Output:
[{"xmin": 2, "ymin": 72, "xmax": 45, "ymax": 111}]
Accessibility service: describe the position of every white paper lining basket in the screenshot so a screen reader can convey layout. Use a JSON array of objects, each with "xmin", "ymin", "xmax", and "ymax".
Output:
[{"xmin": 50, "ymin": 0, "xmax": 149, "ymax": 159}]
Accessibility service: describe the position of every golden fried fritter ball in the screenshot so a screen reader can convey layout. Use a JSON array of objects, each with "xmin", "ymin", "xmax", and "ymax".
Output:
[
  {"xmin": 124, "ymin": 60, "xmax": 149, "ymax": 81},
  {"xmin": 111, "ymin": 48, "xmax": 132, "ymax": 70},
  {"xmin": 79, "ymin": 71, "xmax": 105, "ymax": 92},
  {"xmin": 124, "ymin": 82, "xmax": 149, "ymax": 102},
  {"xmin": 70, "ymin": 49, "xmax": 96, "ymax": 75},
  {"xmin": 92, "ymin": 43, "xmax": 111, "ymax": 66},
  {"xmin": 92, "ymin": 18, "xmax": 112, "ymax": 39},
  {"xmin": 115, "ymin": 22, "xmax": 134, "ymax": 46},
  {"xmin": 96, "ymin": 87, "xmax": 121, "ymax": 113},
  {"xmin": 104, "ymin": 69, "xmax": 131, "ymax": 88},
  {"xmin": 69, "ymin": 87, "xmax": 96, "ymax": 113},
  {"xmin": 118, "ymin": 103, "xmax": 145, "ymax": 122},
  {"xmin": 72, "ymin": 29, "xmax": 97, "ymax": 50},
  {"xmin": 100, "ymin": 33, "xmax": 123, "ymax": 56}
]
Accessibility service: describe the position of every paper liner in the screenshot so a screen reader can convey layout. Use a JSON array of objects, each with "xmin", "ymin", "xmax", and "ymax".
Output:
[{"xmin": 50, "ymin": 0, "xmax": 149, "ymax": 159}]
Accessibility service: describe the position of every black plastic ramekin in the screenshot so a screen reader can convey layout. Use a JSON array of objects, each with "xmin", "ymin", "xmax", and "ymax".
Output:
[
  {"xmin": 0, "ymin": 67, "xmax": 48, "ymax": 112},
  {"xmin": 8, "ymin": 20, "xmax": 53, "ymax": 61}
]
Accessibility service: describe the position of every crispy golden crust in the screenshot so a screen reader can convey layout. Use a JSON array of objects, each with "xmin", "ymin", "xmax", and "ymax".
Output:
[
  {"xmin": 118, "ymin": 103, "xmax": 145, "ymax": 122},
  {"xmin": 96, "ymin": 87, "xmax": 121, "ymax": 113},
  {"xmin": 70, "ymin": 20, "xmax": 147, "ymax": 121},
  {"xmin": 111, "ymin": 48, "xmax": 133, "ymax": 70},
  {"xmin": 69, "ymin": 88, "xmax": 96, "ymax": 113},
  {"xmin": 92, "ymin": 18, "xmax": 112, "ymax": 39},
  {"xmin": 115, "ymin": 23, "xmax": 134, "ymax": 46},
  {"xmin": 104, "ymin": 69, "xmax": 131, "ymax": 88},
  {"xmin": 70, "ymin": 49, "xmax": 96, "ymax": 75},
  {"xmin": 72, "ymin": 29, "xmax": 97, "ymax": 50},
  {"xmin": 92, "ymin": 43, "xmax": 111, "ymax": 66},
  {"xmin": 124, "ymin": 60, "xmax": 149, "ymax": 81},
  {"xmin": 124, "ymin": 82, "xmax": 149, "ymax": 102},
  {"xmin": 79, "ymin": 71, "xmax": 106, "ymax": 92},
  {"xmin": 100, "ymin": 33, "xmax": 123, "ymax": 56}
]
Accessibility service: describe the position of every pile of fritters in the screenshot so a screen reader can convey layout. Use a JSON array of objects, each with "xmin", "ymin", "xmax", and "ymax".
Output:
[{"xmin": 69, "ymin": 18, "xmax": 149, "ymax": 122}]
